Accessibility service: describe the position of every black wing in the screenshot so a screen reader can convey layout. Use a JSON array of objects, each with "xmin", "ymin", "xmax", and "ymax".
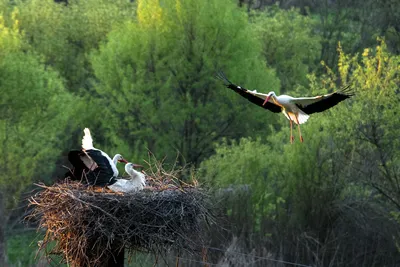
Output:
[
  {"xmin": 295, "ymin": 85, "xmax": 354, "ymax": 115},
  {"xmin": 66, "ymin": 149, "xmax": 113, "ymax": 186},
  {"xmin": 84, "ymin": 149, "xmax": 115, "ymax": 186},
  {"xmin": 65, "ymin": 150, "xmax": 95, "ymax": 182},
  {"xmin": 216, "ymin": 71, "xmax": 281, "ymax": 113}
]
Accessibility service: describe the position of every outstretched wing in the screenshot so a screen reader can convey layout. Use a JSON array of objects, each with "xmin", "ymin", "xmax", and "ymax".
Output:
[
  {"xmin": 294, "ymin": 85, "xmax": 353, "ymax": 115},
  {"xmin": 216, "ymin": 71, "xmax": 281, "ymax": 113}
]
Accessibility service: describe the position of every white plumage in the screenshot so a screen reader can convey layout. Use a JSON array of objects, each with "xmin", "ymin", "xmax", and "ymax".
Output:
[
  {"xmin": 82, "ymin": 128, "xmax": 94, "ymax": 150},
  {"xmin": 66, "ymin": 128, "xmax": 128, "ymax": 186},
  {"xmin": 217, "ymin": 72, "xmax": 353, "ymax": 143},
  {"xmin": 82, "ymin": 128, "xmax": 125, "ymax": 177},
  {"xmin": 266, "ymin": 94, "xmax": 310, "ymax": 124},
  {"xmin": 108, "ymin": 163, "xmax": 146, "ymax": 193}
]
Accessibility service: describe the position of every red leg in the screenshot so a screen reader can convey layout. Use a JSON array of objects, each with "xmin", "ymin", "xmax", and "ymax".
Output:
[
  {"xmin": 297, "ymin": 121, "xmax": 304, "ymax": 142},
  {"xmin": 290, "ymin": 120, "xmax": 294, "ymax": 144}
]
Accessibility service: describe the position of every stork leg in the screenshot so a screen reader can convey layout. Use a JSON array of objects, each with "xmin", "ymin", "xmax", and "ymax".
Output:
[
  {"xmin": 296, "ymin": 119, "xmax": 304, "ymax": 143},
  {"xmin": 290, "ymin": 119, "xmax": 294, "ymax": 144}
]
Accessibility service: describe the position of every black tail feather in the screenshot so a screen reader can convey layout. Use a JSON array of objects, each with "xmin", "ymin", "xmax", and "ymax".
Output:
[
  {"xmin": 338, "ymin": 84, "xmax": 354, "ymax": 97},
  {"xmin": 215, "ymin": 70, "xmax": 232, "ymax": 86}
]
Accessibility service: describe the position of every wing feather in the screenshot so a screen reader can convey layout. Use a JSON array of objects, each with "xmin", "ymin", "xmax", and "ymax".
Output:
[
  {"xmin": 294, "ymin": 85, "xmax": 353, "ymax": 114},
  {"xmin": 216, "ymin": 71, "xmax": 281, "ymax": 113},
  {"xmin": 66, "ymin": 150, "xmax": 98, "ymax": 181},
  {"xmin": 68, "ymin": 150, "xmax": 98, "ymax": 171},
  {"xmin": 80, "ymin": 151, "xmax": 98, "ymax": 171}
]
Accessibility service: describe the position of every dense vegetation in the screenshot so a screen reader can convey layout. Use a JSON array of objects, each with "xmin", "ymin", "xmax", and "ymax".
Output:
[{"xmin": 0, "ymin": 0, "xmax": 399, "ymax": 266}]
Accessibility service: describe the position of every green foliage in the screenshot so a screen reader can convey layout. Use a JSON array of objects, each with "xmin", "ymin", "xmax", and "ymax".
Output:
[
  {"xmin": 312, "ymin": 2, "xmax": 362, "ymax": 68},
  {"xmin": 201, "ymin": 137, "xmax": 287, "ymax": 232},
  {"xmin": 66, "ymin": 0, "xmax": 135, "ymax": 50},
  {"xmin": 310, "ymin": 40, "xmax": 400, "ymax": 208},
  {"xmin": 7, "ymin": 231, "xmax": 40, "ymax": 266},
  {"xmin": 201, "ymin": 138, "xmax": 269, "ymax": 187},
  {"xmin": 252, "ymin": 6, "xmax": 321, "ymax": 91},
  {"xmin": 0, "ymin": 0, "xmax": 398, "ymax": 265},
  {"xmin": 200, "ymin": 38, "xmax": 400, "ymax": 265},
  {"xmin": 13, "ymin": 0, "xmax": 136, "ymax": 92},
  {"xmin": 0, "ymin": 13, "xmax": 22, "ymax": 54},
  {"xmin": 201, "ymin": 119, "xmax": 348, "ymax": 228},
  {"xmin": 0, "ymin": 17, "xmax": 77, "ymax": 210},
  {"xmin": 90, "ymin": 0, "xmax": 280, "ymax": 166}
]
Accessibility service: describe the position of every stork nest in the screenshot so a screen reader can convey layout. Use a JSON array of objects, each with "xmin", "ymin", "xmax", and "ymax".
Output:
[{"xmin": 27, "ymin": 159, "xmax": 213, "ymax": 266}]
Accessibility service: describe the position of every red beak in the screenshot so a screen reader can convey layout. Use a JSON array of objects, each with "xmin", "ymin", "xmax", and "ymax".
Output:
[
  {"xmin": 262, "ymin": 95, "xmax": 271, "ymax": 106},
  {"xmin": 119, "ymin": 159, "xmax": 129, "ymax": 164},
  {"xmin": 132, "ymin": 163, "xmax": 144, "ymax": 169}
]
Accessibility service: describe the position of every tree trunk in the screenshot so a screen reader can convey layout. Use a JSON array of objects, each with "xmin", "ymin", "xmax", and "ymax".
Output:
[{"xmin": 0, "ymin": 191, "xmax": 6, "ymax": 267}]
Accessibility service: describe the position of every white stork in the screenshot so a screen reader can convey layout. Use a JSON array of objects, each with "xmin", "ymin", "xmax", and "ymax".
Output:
[
  {"xmin": 217, "ymin": 72, "xmax": 353, "ymax": 143},
  {"xmin": 65, "ymin": 128, "xmax": 128, "ymax": 186},
  {"xmin": 108, "ymin": 163, "xmax": 146, "ymax": 193}
]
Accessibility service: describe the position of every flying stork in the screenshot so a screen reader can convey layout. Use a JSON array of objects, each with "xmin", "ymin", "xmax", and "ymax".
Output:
[
  {"xmin": 217, "ymin": 72, "xmax": 353, "ymax": 143},
  {"xmin": 108, "ymin": 163, "xmax": 146, "ymax": 193},
  {"xmin": 65, "ymin": 128, "xmax": 128, "ymax": 186}
]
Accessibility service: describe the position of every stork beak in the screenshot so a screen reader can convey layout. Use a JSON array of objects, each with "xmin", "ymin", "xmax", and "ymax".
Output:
[
  {"xmin": 119, "ymin": 159, "xmax": 129, "ymax": 164},
  {"xmin": 262, "ymin": 95, "xmax": 271, "ymax": 106},
  {"xmin": 132, "ymin": 163, "xmax": 144, "ymax": 169}
]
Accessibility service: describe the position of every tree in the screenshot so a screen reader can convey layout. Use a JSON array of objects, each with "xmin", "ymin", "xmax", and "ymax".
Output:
[
  {"xmin": 314, "ymin": 40, "xmax": 400, "ymax": 213},
  {"xmin": 200, "ymin": 39, "xmax": 400, "ymax": 266},
  {"xmin": 200, "ymin": 137, "xmax": 282, "ymax": 235},
  {"xmin": 13, "ymin": 0, "xmax": 136, "ymax": 92},
  {"xmin": 252, "ymin": 6, "xmax": 321, "ymax": 91},
  {"xmin": 0, "ymin": 15, "xmax": 77, "ymax": 265},
  {"xmin": 89, "ymin": 0, "xmax": 280, "ymax": 167}
]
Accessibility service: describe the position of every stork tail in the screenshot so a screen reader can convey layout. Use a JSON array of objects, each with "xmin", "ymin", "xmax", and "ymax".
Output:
[{"xmin": 82, "ymin": 128, "xmax": 94, "ymax": 150}]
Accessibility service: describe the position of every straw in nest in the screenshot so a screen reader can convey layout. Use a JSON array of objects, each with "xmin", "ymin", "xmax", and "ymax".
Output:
[{"xmin": 28, "ymin": 160, "xmax": 213, "ymax": 266}]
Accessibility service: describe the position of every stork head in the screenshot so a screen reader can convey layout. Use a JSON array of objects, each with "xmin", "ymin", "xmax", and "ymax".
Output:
[
  {"xmin": 125, "ymin": 162, "xmax": 145, "ymax": 176},
  {"xmin": 262, "ymin": 91, "xmax": 276, "ymax": 106},
  {"xmin": 125, "ymin": 162, "xmax": 144, "ymax": 170},
  {"xmin": 125, "ymin": 163, "xmax": 147, "ymax": 189},
  {"xmin": 114, "ymin": 154, "xmax": 128, "ymax": 164}
]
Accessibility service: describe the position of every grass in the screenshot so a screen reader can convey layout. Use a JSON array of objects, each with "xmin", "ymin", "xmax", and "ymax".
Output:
[
  {"xmin": 6, "ymin": 230, "xmax": 164, "ymax": 266},
  {"xmin": 6, "ymin": 230, "xmax": 43, "ymax": 266}
]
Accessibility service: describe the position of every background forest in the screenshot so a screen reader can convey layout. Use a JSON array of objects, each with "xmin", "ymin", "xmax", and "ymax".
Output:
[{"xmin": 0, "ymin": 0, "xmax": 399, "ymax": 266}]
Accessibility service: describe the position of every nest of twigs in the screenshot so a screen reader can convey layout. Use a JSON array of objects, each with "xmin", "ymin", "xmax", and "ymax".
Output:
[{"xmin": 28, "ymin": 159, "xmax": 213, "ymax": 266}]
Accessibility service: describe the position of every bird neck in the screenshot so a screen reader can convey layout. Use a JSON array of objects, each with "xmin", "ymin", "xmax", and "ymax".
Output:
[
  {"xmin": 126, "ymin": 168, "xmax": 138, "ymax": 178},
  {"xmin": 112, "ymin": 155, "xmax": 119, "ymax": 165},
  {"xmin": 125, "ymin": 164, "xmax": 144, "ymax": 179}
]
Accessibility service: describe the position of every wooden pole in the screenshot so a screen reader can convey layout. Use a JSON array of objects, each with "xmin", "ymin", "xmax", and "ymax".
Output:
[
  {"xmin": 107, "ymin": 247, "xmax": 124, "ymax": 267},
  {"xmin": 83, "ymin": 240, "xmax": 124, "ymax": 267}
]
